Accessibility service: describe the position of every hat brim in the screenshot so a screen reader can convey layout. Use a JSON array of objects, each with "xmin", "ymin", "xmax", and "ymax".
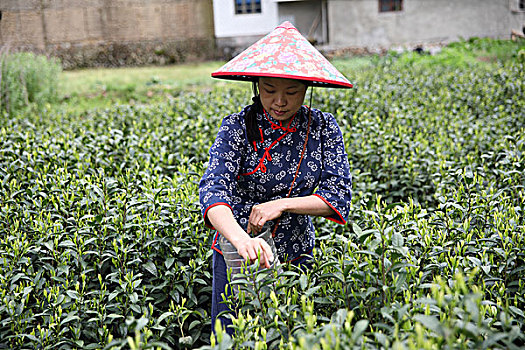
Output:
[{"xmin": 212, "ymin": 71, "xmax": 353, "ymax": 89}]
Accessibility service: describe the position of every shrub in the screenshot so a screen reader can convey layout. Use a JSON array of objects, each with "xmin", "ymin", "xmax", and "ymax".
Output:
[
  {"xmin": 0, "ymin": 52, "xmax": 61, "ymax": 116},
  {"xmin": 383, "ymin": 37, "xmax": 525, "ymax": 70},
  {"xmin": 0, "ymin": 43, "xmax": 523, "ymax": 349}
]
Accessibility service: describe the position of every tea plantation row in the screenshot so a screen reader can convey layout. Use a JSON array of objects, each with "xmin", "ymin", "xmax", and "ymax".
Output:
[{"xmin": 0, "ymin": 58, "xmax": 524, "ymax": 349}]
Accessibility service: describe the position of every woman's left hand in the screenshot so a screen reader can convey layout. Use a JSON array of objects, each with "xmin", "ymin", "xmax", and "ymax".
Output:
[{"xmin": 248, "ymin": 199, "xmax": 286, "ymax": 234}]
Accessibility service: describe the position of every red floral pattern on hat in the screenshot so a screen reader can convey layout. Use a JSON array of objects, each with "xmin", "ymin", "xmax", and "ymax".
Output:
[{"xmin": 212, "ymin": 21, "xmax": 353, "ymax": 89}]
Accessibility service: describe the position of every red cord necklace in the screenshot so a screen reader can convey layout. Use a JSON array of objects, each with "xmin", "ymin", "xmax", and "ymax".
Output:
[
  {"xmin": 271, "ymin": 105, "xmax": 312, "ymax": 237},
  {"xmin": 242, "ymin": 109, "xmax": 300, "ymax": 176}
]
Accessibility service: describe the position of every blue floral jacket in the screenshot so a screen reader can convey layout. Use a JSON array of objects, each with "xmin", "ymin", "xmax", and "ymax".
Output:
[{"xmin": 199, "ymin": 105, "xmax": 352, "ymax": 262}]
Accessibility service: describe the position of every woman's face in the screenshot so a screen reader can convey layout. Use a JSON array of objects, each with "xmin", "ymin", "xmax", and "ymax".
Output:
[{"xmin": 259, "ymin": 77, "xmax": 307, "ymax": 122}]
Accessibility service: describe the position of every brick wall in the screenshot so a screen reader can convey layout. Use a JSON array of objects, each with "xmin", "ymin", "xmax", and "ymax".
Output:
[{"xmin": 0, "ymin": 0, "xmax": 215, "ymax": 69}]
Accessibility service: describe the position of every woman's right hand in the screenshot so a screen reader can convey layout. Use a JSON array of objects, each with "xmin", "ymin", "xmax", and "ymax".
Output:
[
  {"xmin": 236, "ymin": 237, "xmax": 274, "ymax": 268},
  {"xmin": 206, "ymin": 205, "xmax": 274, "ymax": 268}
]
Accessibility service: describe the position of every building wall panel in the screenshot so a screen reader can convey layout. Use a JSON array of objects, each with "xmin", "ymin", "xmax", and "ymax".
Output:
[{"xmin": 328, "ymin": 0, "xmax": 525, "ymax": 48}]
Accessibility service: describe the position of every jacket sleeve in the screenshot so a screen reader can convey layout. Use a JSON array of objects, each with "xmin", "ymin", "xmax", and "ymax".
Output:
[
  {"xmin": 199, "ymin": 114, "xmax": 247, "ymax": 229},
  {"xmin": 313, "ymin": 112, "xmax": 352, "ymax": 224}
]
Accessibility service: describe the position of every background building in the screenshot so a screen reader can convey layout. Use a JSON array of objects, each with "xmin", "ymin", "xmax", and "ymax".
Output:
[
  {"xmin": 327, "ymin": 0, "xmax": 525, "ymax": 48},
  {"xmin": 0, "ymin": 0, "xmax": 215, "ymax": 68},
  {"xmin": 214, "ymin": 0, "xmax": 525, "ymax": 54},
  {"xmin": 1, "ymin": 0, "xmax": 524, "ymax": 68}
]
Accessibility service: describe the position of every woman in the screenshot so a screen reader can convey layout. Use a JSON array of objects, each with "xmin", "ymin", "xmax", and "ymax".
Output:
[{"xmin": 199, "ymin": 21, "xmax": 353, "ymax": 333}]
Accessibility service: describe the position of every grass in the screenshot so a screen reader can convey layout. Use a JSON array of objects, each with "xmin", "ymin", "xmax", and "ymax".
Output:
[
  {"xmin": 56, "ymin": 57, "xmax": 379, "ymax": 113},
  {"xmin": 58, "ymin": 61, "xmax": 225, "ymax": 112},
  {"xmin": 331, "ymin": 56, "xmax": 379, "ymax": 80}
]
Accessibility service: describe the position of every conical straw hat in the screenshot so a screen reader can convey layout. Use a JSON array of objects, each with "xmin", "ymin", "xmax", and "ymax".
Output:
[{"xmin": 212, "ymin": 21, "xmax": 352, "ymax": 89}]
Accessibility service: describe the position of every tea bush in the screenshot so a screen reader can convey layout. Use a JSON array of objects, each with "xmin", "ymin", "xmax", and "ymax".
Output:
[
  {"xmin": 386, "ymin": 37, "xmax": 525, "ymax": 69},
  {"xmin": 0, "ymin": 46, "xmax": 523, "ymax": 349},
  {"xmin": 0, "ymin": 52, "xmax": 61, "ymax": 116}
]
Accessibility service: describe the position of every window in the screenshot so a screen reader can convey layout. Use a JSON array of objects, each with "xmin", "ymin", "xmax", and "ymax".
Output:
[
  {"xmin": 379, "ymin": 0, "xmax": 402, "ymax": 12},
  {"xmin": 510, "ymin": 0, "xmax": 525, "ymax": 12},
  {"xmin": 235, "ymin": 0, "xmax": 262, "ymax": 14}
]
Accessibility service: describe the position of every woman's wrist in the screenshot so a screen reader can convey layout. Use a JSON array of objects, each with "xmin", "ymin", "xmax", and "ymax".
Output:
[
  {"xmin": 208, "ymin": 205, "xmax": 250, "ymax": 247},
  {"xmin": 228, "ymin": 229, "xmax": 251, "ymax": 248},
  {"xmin": 278, "ymin": 198, "xmax": 292, "ymax": 213}
]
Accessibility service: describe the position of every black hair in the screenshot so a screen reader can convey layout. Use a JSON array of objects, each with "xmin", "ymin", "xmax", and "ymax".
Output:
[{"xmin": 245, "ymin": 81, "xmax": 263, "ymax": 143}]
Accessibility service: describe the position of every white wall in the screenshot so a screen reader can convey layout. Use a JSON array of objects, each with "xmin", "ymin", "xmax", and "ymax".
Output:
[{"xmin": 213, "ymin": 0, "xmax": 279, "ymax": 38}]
